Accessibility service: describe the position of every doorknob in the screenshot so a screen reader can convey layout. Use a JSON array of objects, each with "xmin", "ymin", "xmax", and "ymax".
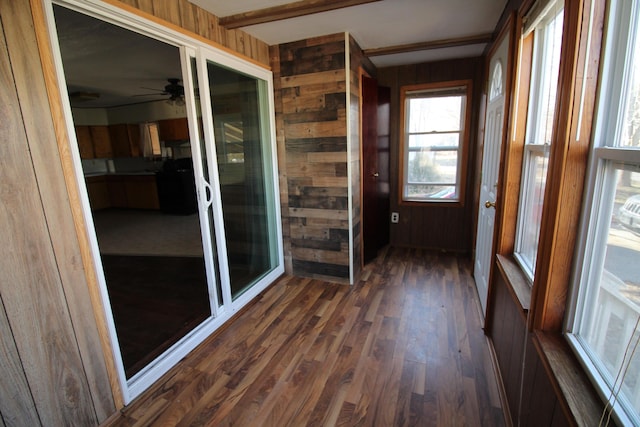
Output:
[
  {"xmin": 485, "ymin": 201, "xmax": 496, "ymax": 209},
  {"xmin": 371, "ymin": 172, "xmax": 379, "ymax": 177}
]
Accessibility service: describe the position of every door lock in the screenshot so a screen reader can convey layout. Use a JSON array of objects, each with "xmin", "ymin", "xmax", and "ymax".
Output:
[{"xmin": 485, "ymin": 201, "xmax": 496, "ymax": 209}]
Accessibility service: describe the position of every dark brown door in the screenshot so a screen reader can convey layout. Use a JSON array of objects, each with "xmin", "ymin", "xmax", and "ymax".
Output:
[{"xmin": 362, "ymin": 76, "xmax": 390, "ymax": 264}]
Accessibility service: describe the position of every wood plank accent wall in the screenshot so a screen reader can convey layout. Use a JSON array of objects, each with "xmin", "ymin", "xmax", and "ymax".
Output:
[
  {"xmin": 272, "ymin": 33, "xmax": 353, "ymax": 282},
  {"xmin": 113, "ymin": 0, "xmax": 270, "ymax": 66},
  {"xmin": 377, "ymin": 58, "xmax": 484, "ymax": 252},
  {"xmin": 0, "ymin": 0, "xmax": 115, "ymax": 424}
]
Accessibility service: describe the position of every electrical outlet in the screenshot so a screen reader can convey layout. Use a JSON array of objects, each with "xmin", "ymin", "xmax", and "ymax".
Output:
[{"xmin": 391, "ymin": 212, "xmax": 399, "ymax": 223}]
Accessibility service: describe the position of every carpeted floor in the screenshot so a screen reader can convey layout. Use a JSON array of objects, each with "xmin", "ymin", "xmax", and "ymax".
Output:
[{"xmin": 101, "ymin": 254, "xmax": 211, "ymax": 378}]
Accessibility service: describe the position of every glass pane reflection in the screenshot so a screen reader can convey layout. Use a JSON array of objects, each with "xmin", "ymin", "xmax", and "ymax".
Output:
[{"xmin": 207, "ymin": 62, "xmax": 276, "ymax": 299}]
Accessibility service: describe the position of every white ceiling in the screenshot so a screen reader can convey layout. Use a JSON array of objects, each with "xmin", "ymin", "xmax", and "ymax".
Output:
[
  {"xmin": 54, "ymin": 1, "xmax": 507, "ymax": 108},
  {"xmin": 191, "ymin": 0, "xmax": 507, "ymax": 67}
]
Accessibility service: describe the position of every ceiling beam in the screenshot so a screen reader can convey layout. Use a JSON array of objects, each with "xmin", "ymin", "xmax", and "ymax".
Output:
[
  {"xmin": 363, "ymin": 33, "xmax": 494, "ymax": 57},
  {"xmin": 219, "ymin": 0, "xmax": 382, "ymax": 29}
]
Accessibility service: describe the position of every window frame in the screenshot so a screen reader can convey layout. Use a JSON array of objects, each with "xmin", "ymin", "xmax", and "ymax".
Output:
[
  {"xmin": 566, "ymin": 0, "xmax": 640, "ymax": 423},
  {"xmin": 513, "ymin": 2, "xmax": 565, "ymax": 282},
  {"xmin": 398, "ymin": 80, "xmax": 472, "ymax": 206}
]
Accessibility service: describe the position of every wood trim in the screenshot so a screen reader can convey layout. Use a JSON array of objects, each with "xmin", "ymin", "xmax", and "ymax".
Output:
[
  {"xmin": 219, "ymin": 0, "xmax": 382, "ymax": 29},
  {"xmin": 101, "ymin": 0, "xmax": 271, "ymax": 71},
  {"xmin": 397, "ymin": 80, "xmax": 473, "ymax": 208},
  {"xmin": 358, "ymin": 66, "xmax": 368, "ymax": 270},
  {"xmin": 530, "ymin": 0, "xmax": 605, "ymax": 332},
  {"xmin": 29, "ymin": 0, "xmax": 124, "ymax": 409},
  {"xmin": 495, "ymin": 19, "xmax": 532, "ymax": 256},
  {"xmin": 363, "ymin": 33, "xmax": 493, "ymax": 57},
  {"xmin": 533, "ymin": 331, "xmax": 603, "ymax": 426}
]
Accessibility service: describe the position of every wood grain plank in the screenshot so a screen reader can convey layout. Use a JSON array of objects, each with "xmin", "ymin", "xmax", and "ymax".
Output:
[
  {"xmin": 0, "ymin": 4, "xmax": 98, "ymax": 424},
  {"xmin": 0, "ymin": 296, "xmax": 41, "ymax": 426},
  {"xmin": 104, "ymin": 249, "xmax": 505, "ymax": 426},
  {"xmin": 27, "ymin": 0, "xmax": 119, "ymax": 416}
]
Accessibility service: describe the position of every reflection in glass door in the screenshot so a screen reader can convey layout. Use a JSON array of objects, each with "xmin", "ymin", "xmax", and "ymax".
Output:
[
  {"xmin": 51, "ymin": 5, "xmax": 213, "ymax": 381},
  {"xmin": 202, "ymin": 61, "xmax": 279, "ymax": 300}
]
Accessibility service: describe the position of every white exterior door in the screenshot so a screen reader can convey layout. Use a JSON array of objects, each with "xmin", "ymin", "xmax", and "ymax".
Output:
[{"xmin": 474, "ymin": 33, "xmax": 509, "ymax": 316}]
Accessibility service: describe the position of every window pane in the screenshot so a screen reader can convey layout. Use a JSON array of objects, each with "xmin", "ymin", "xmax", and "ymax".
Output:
[
  {"xmin": 406, "ymin": 185, "xmax": 457, "ymax": 200},
  {"xmin": 408, "ymin": 96, "xmax": 462, "ymax": 132},
  {"xmin": 620, "ymin": 23, "xmax": 640, "ymax": 148},
  {"xmin": 516, "ymin": 152, "xmax": 548, "ymax": 275},
  {"xmin": 408, "ymin": 133, "xmax": 459, "ymax": 149},
  {"xmin": 407, "ymin": 150, "xmax": 458, "ymax": 184},
  {"xmin": 207, "ymin": 62, "xmax": 278, "ymax": 300},
  {"xmin": 514, "ymin": 6, "xmax": 563, "ymax": 279},
  {"xmin": 578, "ymin": 166, "xmax": 640, "ymax": 419},
  {"xmin": 402, "ymin": 85, "xmax": 468, "ymax": 203},
  {"xmin": 531, "ymin": 9, "xmax": 564, "ymax": 146}
]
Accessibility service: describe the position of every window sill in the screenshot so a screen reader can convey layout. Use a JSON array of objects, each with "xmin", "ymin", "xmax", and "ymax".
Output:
[
  {"xmin": 496, "ymin": 254, "xmax": 531, "ymax": 312},
  {"xmin": 533, "ymin": 331, "xmax": 605, "ymax": 426}
]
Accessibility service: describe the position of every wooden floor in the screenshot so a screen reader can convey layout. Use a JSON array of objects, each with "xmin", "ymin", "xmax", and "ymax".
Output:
[{"xmin": 105, "ymin": 247, "xmax": 505, "ymax": 426}]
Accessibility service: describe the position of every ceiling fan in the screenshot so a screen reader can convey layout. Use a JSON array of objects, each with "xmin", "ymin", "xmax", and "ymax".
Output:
[{"xmin": 135, "ymin": 78, "xmax": 185, "ymax": 104}]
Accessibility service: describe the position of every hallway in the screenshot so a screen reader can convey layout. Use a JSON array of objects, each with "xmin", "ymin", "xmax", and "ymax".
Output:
[{"xmin": 106, "ymin": 247, "xmax": 505, "ymax": 426}]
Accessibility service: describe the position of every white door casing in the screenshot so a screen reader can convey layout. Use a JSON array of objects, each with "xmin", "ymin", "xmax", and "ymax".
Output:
[{"xmin": 474, "ymin": 32, "xmax": 510, "ymax": 317}]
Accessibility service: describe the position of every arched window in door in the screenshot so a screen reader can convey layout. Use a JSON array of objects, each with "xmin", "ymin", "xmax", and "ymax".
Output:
[{"xmin": 490, "ymin": 60, "xmax": 503, "ymax": 101}]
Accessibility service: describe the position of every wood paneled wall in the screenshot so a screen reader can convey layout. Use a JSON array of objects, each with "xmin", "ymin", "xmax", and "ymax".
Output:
[
  {"xmin": 377, "ymin": 58, "xmax": 484, "ymax": 252},
  {"xmin": 0, "ymin": 0, "xmax": 114, "ymax": 424},
  {"xmin": 272, "ymin": 33, "xmax": 351, "ymax": 282},
  {"xmin": 489, "ymin": 268, "xmax": 528, "ymax": 422},
  {"xmin": 489, "ymin": 264, "xmax": 606, "ymax": 426},
  {"xmin": 115, "ymin": 0, "xmax": 270, "ymax": 66}
]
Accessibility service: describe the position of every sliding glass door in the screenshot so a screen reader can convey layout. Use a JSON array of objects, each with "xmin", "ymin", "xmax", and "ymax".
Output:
[
  {"xmin": 199, "ymin": 60, "xmax": 279, "ymax": 300},
  {"xmin": 48, "ymin": 0, "xmax": 282, "ymax": 402},
  {"xmin": 185, "ymin": 49, "xmax": 282, "ymax": 308}
]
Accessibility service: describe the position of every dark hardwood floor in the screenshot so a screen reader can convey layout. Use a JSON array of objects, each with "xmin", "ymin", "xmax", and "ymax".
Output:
[{"xmin": 105, "ymin": 247, "xmax": 505, "ymax": 426}]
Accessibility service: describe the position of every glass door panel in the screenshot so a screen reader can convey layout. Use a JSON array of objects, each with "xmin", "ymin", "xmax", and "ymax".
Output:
[
  {"xmin": 51, "ymin": 5, "xmax": 213, "ymax": 380},
  {"xmin": 203, "ymin": 61, "xmax": 279, "ymax": 300}
]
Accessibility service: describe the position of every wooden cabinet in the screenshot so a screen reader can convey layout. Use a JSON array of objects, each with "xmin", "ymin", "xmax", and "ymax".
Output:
[
  {"xmin": 124, "ymin": 175, "xmax": 160, "ymax": 210},
  {"xmin": 86, "ymin": 174, "xmax": 159, "ymax": 210},
  {"xmin": 75, "ymin": 125, "xmax": 95, "ymax": 159},
  {"xmin": 158, "ymin": 118, "xmax": 189, "ymax": 141},
  {"xmin": 89, "ymin": 126, "xmax": 112, "ymax": 158},
  {"xmin": 109, "ymin": 124, "xmax": 141, "ymax": 158},
  {"xmin": 107, "ymin": 176, "xmax": 127, "ymax": 208},
  {"xmin": 74, "ymin": 125, "xmax": 113, "ymax": 159},
  {"xmin": 85, "ymin": 176, "xmax": 110, "ymax": 210}
]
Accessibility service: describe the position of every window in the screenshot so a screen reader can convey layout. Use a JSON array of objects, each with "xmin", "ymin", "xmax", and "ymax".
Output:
[
  {"xmin": 399, "ymin": 82, "xmax": 471, "ymax": 203},
  {"xmin": 567, "ymin": 0, "xmax": 640, "ymax": 424},
  {"xmin": 514, "ymin": 2, "xmax": 564, "ymax": 280}
]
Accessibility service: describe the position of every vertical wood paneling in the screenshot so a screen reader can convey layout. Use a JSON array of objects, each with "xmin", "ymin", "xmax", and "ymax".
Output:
[
  {"xmin": 378, "ymin": 58, "xmax": 484, "ymax": 252},
  {"xmin": 0, "ymin": 296, "xmax": 40, "ymax": 426},
  {"xmin": 276, "ymin": 33, "xmax": 352, "ymax": 281},
  {"xmin": 489, "ymin": 272, "xmax": 526, "ymax": 422},
  {"xmin": 0, "ymin": 3, "xmax": 102, "ymax": 424},
  {"xmin": 489, "ymin": 267, "xmax": 578, "ymax": 426},
  {"xmin": 110, "ymin": 0, "xmax": 270, "ymax": 67}
]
